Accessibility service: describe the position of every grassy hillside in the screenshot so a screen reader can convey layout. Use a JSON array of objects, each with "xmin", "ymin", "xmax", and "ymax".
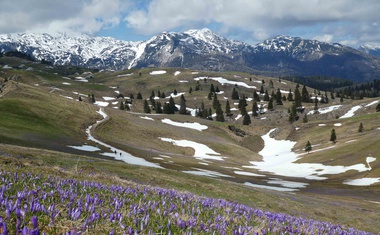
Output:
[{"xmin": 0, "ymin": 56, "xmax": 379, "ymax": 233}]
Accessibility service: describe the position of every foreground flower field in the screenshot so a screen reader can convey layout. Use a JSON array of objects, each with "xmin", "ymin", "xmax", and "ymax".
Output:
[{"xmin": 0, "ymin": 171, "xmax": 374, "ymax": 235}]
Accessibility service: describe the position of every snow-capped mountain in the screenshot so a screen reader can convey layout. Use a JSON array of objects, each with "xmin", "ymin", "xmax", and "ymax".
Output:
[
  {"xmin": 1, "ymin": 29, "xmax": 380, "ymax": 82},
  {"xmin": 358, "ymin": 43, "xmax": 380, "ymax": 58}
]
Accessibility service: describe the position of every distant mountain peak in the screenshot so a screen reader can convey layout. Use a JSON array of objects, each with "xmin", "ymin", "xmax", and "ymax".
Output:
[{"xmin": 1, "ymin": 30, "xmax": 380, "ymax": 82}]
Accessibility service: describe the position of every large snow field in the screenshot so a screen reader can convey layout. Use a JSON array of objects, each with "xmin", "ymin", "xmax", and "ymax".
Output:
[{"xmin": 246, "ymin": 129, "xmax": 376, "ymax": 181}]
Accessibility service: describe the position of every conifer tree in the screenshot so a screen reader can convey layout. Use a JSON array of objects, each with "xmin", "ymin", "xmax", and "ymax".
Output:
[
  {"xmin": 263, "ymin": 90, "xmax": 270, "ymax": 101},
  {"xmin": 212, "ymin": 93, "xmax": 219, "ymax": 109},
  {"xmin": 294, "ymin": 86, "xmax": 302, "ymax": 108},
  {"xmin": 168, "ymin": 96, "xmax": 177, "ymax": 114},
  {"xmin": 215, "ymin": 86, "xmax": 220, "ymax": 93},
  {"xmin": 156, "ymin": 102, "xmax": 163, "ymax": 114},
  {"xmin": 301, "ymin": 85, "xmax": 310, "ymax": 102},
  {"xmin": 275, "ymin": 88, "xmax": 283, "ymax": 105},
  {"xmin": 358, "ymin": 122, "xmax": 364, "ymax": 132},
  {"xmin": 305, "ymin": 141, "xmax": 312, "ymax": 153},
  {"xmin": 268, "ymin": 97, "xmax": 274, "ymax": 111},
  {"xmin": 225, "ymin": 100, "xmax": 231, "ymax": 116},
  {"xmin": 78, "ymin": 96, "xmax": 82, "ymax": 102},
  {"xmin": 231, "ymin": 87, "xmax": 239, "ymax": 100},
  {"xmin": 242, "ymin": 113, "xmax": 251, "ymax": 125},
  {"xmin": 215, "ymin": 101, "xmax": 225, "ymax": 122},
  {"xmin": 160, "ymin": 92, "xmax": 166, "ymax": 98},
  {"xmin": 143, "ymin": 100, "xmax": 151, "ymax": 113},
  {"xmin": 125, "ymin": 103, "xmax": 130, "ymax": 111},
  {"xmin": 330, "ymin": 129, "xmax": 337, "ymax": 143},
  {"xmin": 189, "ymin": 87, "xmax": 193, "ymax": 94},
  {"xmin": 173, "ymin": 89, "xmax": 177, "ymax": 96},
  {"xmin": 288, "ymin": 102, "xmax": 297, "ymax": 123},
  {"xmin": 179, "ymin": 94, "xmax": 187, "ymax": 115},
  {"xmin": 137, "ymin": 92, "xmax": 142, "ymax": 99},
  {"xmin": 313, "ymin": 97, "xmax": 319, "ymax": 114},
  {"xmin": 210, "ymin": 84, "xmax": 215, "ymax": 93},
  {"xmin": 150, "ymin": 91, "xmax": 155, "ymax": 99},
  {"xmin": 252, "ymin": 101, "xmax": 258, "ymax": 118},
  {"xmin": 260, "ymin": 85, "xmax": 264, "ymax": 94},
  {"xmin": 287, "ymin": 89, "xmax": 293, "ymax": 101}
]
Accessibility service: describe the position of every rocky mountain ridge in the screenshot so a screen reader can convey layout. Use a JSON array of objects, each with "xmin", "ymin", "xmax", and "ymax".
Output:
[{"xmin": 1, "ymin": 29, "xmax": 380, "ymax": 82}]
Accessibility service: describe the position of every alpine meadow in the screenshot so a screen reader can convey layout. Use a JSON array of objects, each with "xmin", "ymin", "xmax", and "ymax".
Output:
[{"xmin": 0, "ymin": 28, "xmax": 380, "ymax": 235}]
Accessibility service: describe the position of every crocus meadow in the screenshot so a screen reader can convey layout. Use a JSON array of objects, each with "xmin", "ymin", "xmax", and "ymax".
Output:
[{"xmin": 0, "ymin": 171, "xmax": 374, "ymax": 234}]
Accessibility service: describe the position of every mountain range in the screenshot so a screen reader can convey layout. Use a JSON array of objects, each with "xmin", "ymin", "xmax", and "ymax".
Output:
[{"xmin": 1, "ymin": 28, "xmax": 380, "ymax": 82}]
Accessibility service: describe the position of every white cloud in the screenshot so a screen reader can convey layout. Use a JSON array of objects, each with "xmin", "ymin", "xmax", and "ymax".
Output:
[
  {"xmin": 123, "ymin": 0, "xmax": 380, "ymax": 47},
  {"xmin": 1, "ymin": 0, "xmax": 380, "ymax": 47},
  {"xmin": 0, "ymin": 0, "xmax": 130, "ymax": 36}
]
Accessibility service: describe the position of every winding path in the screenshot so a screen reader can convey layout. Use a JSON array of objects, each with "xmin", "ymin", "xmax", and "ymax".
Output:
[{"xmin": 87, "ymin": 108, "xmax": 162, "ymax": 168}]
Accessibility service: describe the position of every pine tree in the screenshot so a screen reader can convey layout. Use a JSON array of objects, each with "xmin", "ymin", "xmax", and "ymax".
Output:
[
  {"xmin": 275, "ymin": 88, "xmax": 283, "ymax": 105},
  {"xmin": 288, "ymin": 102, "xmax": 297, "ymax": 123},
  {"xmin": 143, "ymin": 100, "xmax": 151, "ymax": 113},
  {"xmin": 358, "ymin": 122, "xmax": 364, "ymax": 132},
  {"xmin": 173, "ymin": 89, "xmax": 177, "ymax": 96},
  {"xmin": 189, "ymin": 87, "xmax": 193, "ymax": 94},
  {"xmin": 179, "ymin": 94, "xmax": 187, "ymax": 115},
  {"xmin": 78, "ymin": 96, "xmax": 82, "ymax": 102},
  {"xmin": 260, "ymin": 85, "xmax": 264, "ymax": 94},
  {"xmin": 268, "ymin": 97, "xmax": 274, "ymax": 111},
  {"xmin": 156, "ymin": 102, "xmax": 163, "ymax": 113},
  {"xmin": 313, "ymin": 97, "xmax": 319, "ymax": 114},
  {"xmin": 242, "ymin": 113, "xmax": 251, "ymax": 125},
  {"xmin": 210, "ymin": 84, "xmax": 215, "ymax": 93},
  {"xmin": 212, "ymin": 93, "xmax": 219, "ymax": 109},
  {"xmin": 302, "ymin": 85, "xmax": 310, "ymax": 102},
  {"xmin": 252, "ymin": 101, "xmax": 258, "ymax": 118},
  {"xmin": 294, "ymin": 86, "xmax": 302, "ymax": 108},
  {"xmin": 231, "ymin": 87, "xmax": 239, "ymax": 100},
  {"xmin": 150, "ymin": 91, "xmax": 155, "ymax": 99},
  {"xmin": 137, "ymin": 92, "xmax": 142, "ymax": 99},
  {"xmin": 330, "ymin": 129, "xmax": 337, "ymax": 143},
  {"xmin": 225, "ymin": 100, "xmax": 231, "ymax": 116},
  {"xmin": 215, "ymin": 101, "xmax": 224, "ymax": 122},
  {"xmin": 125, "ymin": 103, "xmax": 130, "ymax": 111},
  {"xmin": 287, "ymin": 89, "xmax": 293, "ymax": 101},
  {"xmin": 263, "ymin": 90, "xmax": 270, "ymax": 101},
  {"xmin": 215, "ymin": 86, "xmax": 220, "ymax": 93},
  {"xmin": 305, "ymin": 141, "xmax": 312, "ymax": 153},
  {"xmin": 168, "ymin": 96, "xmax": 177, "ymax": 114}
]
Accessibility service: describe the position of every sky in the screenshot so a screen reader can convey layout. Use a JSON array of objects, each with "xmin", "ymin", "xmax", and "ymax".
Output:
[{"xmin": 0, "ymin": 0, "xmax": 379, "ymax": 48}]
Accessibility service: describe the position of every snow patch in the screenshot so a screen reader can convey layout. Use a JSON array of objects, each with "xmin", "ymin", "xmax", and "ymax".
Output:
[
  {"xmin": 340, "ymin": 105, "xmax": 361, "ymax": 119},
  {"xmin": 246, "ymin": 128, "xmax": 372, "ymax": 180},
  {"xmin": 194, "ymin": 77, "xmax": 256, "ymax": 89},
  {"xmin": 161, "ymin": 118, "xmax": 208, "ymax": 131},
  {"xmin": 150, "ymin": 70, "xmax": 166, "ymax": 75},
  {"xmin": 68, "ymin": 145, "xmax": 101, "ymax": 152},
  {"xmin": 234, "ymin": 171, "xmax": 265, "ymax": 177},
  {"xmin": 343, "ymin": 178, "xmax": 380, "ymax": 186},
  {"xmin": 174, "ymin": 71, "xmax": 181, "ymax": 76},
  {"xmin": 140, "ymin": 116, "xmax": 154, "ymax": 121},
  {"xmin": 94, "ymin": 101, "xmax": 109, "ymax": 107},
  {"xmin": 159, "ymin": 138, "xmax": 223, "ymax": 161}
]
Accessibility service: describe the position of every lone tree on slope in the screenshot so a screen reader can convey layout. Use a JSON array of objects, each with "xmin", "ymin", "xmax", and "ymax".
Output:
[
  {"xmin": 330, "ymin": 129, "xmax": 337, "ymax": 143},
  {"xmin": 305, "ymin": 141, "xmax": 312, "ymax": 153},
  {"xmin": 358, "ymin": 122, "xmax": 364, "ymax": 132}
]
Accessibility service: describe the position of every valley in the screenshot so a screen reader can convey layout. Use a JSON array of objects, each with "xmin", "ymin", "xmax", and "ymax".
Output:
[{"xmin": 0, "ymin": 55, "xmax": 379, "ymax": 233}]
